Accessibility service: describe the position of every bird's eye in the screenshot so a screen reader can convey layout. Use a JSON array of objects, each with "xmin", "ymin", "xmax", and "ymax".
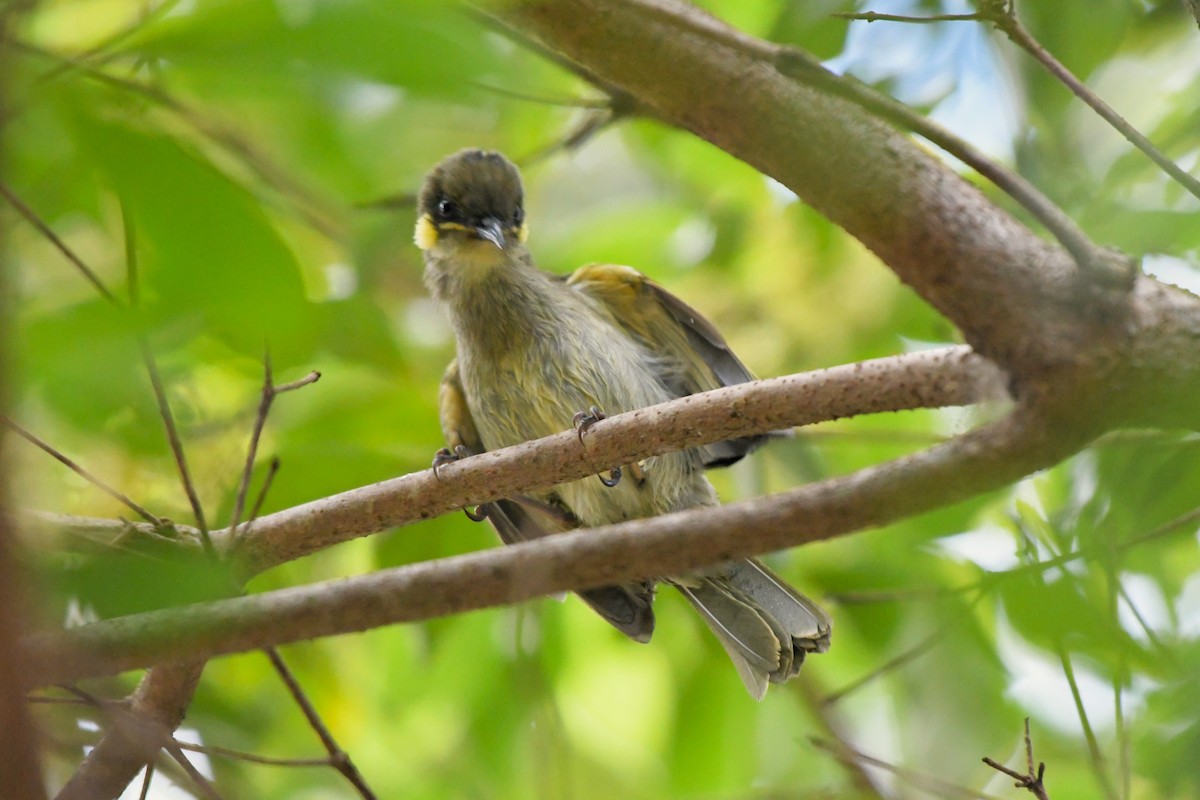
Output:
[
  {"xmin": 513, "ymin": 207, "xmax": 524, "ymax": 226},
  {"xmin": 436, "ymin": 198, "xmax": 456, "ymax": 219}
]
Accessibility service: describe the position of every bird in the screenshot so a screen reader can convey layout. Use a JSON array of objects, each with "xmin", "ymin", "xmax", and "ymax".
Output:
[{"xmin": 415, "ymin": 148, "xmax": 830, "ymax": 699}]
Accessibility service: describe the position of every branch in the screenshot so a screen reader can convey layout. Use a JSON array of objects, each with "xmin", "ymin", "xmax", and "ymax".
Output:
[
  {"xmin": 24, "ymin": 398, "xmax": 1094, "ymax": 686},
  {"xmin": 228, "ymin": 346, "xmax": 1001, "ymax": 574}
]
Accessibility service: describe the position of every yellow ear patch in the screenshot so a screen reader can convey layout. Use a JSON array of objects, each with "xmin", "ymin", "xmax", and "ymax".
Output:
[
  {"xmin": 414, "ymin": 214, "xmax": 438, "ymax": 250},
  {"xmin": 518, "ymin": 222, "xmax": 529, "ymax": 243}
]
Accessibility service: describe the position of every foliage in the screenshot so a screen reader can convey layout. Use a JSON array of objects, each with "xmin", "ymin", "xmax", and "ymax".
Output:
[{"xmin": 7, "ymin": 0, "xmax": 1200, "ymax": 798}]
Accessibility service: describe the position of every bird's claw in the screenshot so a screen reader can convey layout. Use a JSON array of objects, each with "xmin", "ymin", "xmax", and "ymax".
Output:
[
  {"xmin": 572, "ymin": 405, "xmax": 607, "ymax": 444},
  {"xmin": 572, "ymin": 406, "xmax": 622, "ymax": 487},
  {"xmin": 432, "ymin": 446, "xmax": 486, "ymax": 521},
  {"xmin": 432, "ymin": 444, "xmax": 471, "ymax": 479}
]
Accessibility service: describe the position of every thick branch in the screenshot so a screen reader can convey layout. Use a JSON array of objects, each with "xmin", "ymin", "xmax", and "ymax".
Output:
[
  {"xmin": 226, "ymin": 347, "xmax": 999, "ymax": 573},
  {"xmin": 25, "ymin": 401, "xmax": 1092, "ymax": 686}
]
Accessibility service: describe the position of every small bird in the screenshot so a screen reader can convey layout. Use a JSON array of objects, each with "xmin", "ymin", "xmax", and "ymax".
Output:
[{"xmin": 416, "ymin": 149, "xmax": 830, "ymax": 699}]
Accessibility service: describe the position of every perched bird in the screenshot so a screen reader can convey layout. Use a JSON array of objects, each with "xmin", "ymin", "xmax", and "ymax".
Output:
[{"xmin": 416, "ymin": 148, "xmax": 830, "ymax": 699}]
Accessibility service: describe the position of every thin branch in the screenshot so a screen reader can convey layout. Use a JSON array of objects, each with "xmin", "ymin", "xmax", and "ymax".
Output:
[
  {"xmin": 983, "ymin": 718, "xmax": 1051, "ymax": 800},
  {"xmin": 559, "ymin": 0, "xmax": 1128, "ymax": 286},
  {"xmin": 162, "ymin": 742, "xmax": 224, "ymax": 800},
  {"xmin": 119, "ymin": 207, "xmax": 212, "ymax": 545},
  {"xmin": 24, "ymin": 401, "xmax": 1094, "ymax": 685},
  {"xmin": 230, "ymin": 346, "xmax": 1003, "ymax": 574},
  {"xmin": 263, "ymin": 648, "xmax": 377, "ymax": 798},
  {"xmin": 139, "ymin": 342, "xmax": 211, "ymax": 540},
  {"xmin": 246, "ymin": 457, "xmax": 281, "ymax": 527},
  {"xmin": 3, "ymin": 417, "xmax": 162, "ymax": 524},
  {"xmin": 172, "ymin": 739, "xmax": 329, "ymax": 768},
  {"xmin": 984, "ymin": 3, "xmax": 1200, "ymax": 203},
  {"xmin": 136, "ymin": 764, "xmax": 154, "ymax": 800},
  {"xmin": 834, "ymin": 11, "xmax": 983, "ymax": 23},
  {"xmin": 229, "ymin": 354, "xmax": 275, "ymax": 534},
  {"xmin": 0, "ymin": 179, "xmax": 120, "ymax": 304},
  {"xmin": 837, "ymin": 3, "xmax": 1200, "ymax": 203}
]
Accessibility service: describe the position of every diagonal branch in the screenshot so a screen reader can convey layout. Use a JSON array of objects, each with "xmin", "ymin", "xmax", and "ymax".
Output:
[
  {"xmin": 24, "ymin": 399, "xmax": 1094, "ymax": 686},
  {"xmin": 228, "ymin": 346, "xmax": 1002, "ymax": 574}
]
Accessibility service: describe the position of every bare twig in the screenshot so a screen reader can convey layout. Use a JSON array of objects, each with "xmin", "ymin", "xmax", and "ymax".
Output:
[
  {"xmin": 230, "ymin": 362, "xmax": 319, "ymax": 540},
  {"xmin": 246, "ymin": 457, "xmax": 281, "ymax": 526},
  {"xmin": 847, "ymin": 2, "xmax": 1200, "ymax": 203},
  {"xmin": 264, "ymin": 648, "xmax": 377, "ymax": 798},
  {"xmin": 562, "ymin": 0, "xmax": 1125, "ymax": 285},
  {"xmin": 0, "ymin": 179, "xmax": 119, "ymax": 303},
  {"xmin": 2, "ymin": 417, "xmax": 161, "ymax": 524},
  {"xmin": 983, "ymin": 718, "xmax": 1051, "ymax": 800},
  {"xmin": 172, "ymin": 739, "xmax": 328, "ymax": 768},
  {"xmin": 834, "ymin": 11, "xmax": 982, "ymax": 23},
  {"xmin": 162, "ymin": 741, "xmax": 225, "ymax": 800},
  {"xmin": 984, "ymin": 3, "xmax": 1200, "ymax": 203},
  {"xmin": 136, "ymin": 764, "xmax": 154, "ymax": 800}
]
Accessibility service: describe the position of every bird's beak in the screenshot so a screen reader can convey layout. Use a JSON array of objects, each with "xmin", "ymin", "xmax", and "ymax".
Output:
[{"xmin": 474, "ymin": 217, "xmax": 506, "ymax": 250}]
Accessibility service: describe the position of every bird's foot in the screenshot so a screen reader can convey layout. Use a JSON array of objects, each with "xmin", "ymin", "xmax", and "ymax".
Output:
[
  {"xmin": 572, "ymin": 406, "xmax": 622, "ymax": 488},
  {"xmin": 598, "ymin": 466, "xmax": 622, "ymax": 488},
  {"xmin": 572, "ymin": 405, "xmax": 607, "ymax": 443},
  {"xmin": 432, "ymin": 444, "xmax": 472, "ymax": 479},
  {"xmin": 431, "ymin": 445, "xmax": 488, "ymax": 522}
]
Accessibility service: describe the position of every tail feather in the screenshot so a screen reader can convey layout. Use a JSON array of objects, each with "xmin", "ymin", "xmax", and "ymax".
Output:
[
  {"xmin": 675, "ymin": 558, "xmax": 832, "ymax": 699},
  {"xmin": 676, "ymin": 582, "xmax": 778, "ymax": 700}
]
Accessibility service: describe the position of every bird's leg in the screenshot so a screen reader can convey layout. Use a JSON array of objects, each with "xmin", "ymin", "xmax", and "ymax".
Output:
[
  {"xmin": 571, "ymin": 405, "xmax": 623, "ymax": 488},
  {"xmin": 430, "ymin": 444, "xmax": 488, "ymax": 521}
]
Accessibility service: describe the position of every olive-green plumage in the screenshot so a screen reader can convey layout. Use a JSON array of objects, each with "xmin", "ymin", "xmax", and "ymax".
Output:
[{"xmin": 417, "ymin": 149, "xmax": 831, "ymax": 699}]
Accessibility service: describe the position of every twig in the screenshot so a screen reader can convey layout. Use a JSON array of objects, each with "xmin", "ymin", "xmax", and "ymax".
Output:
[
  {"xmin": 845, "ymin": 3, "xmax": 1200, "ymax": 203},
  {"xmin": 246, "ymin": 457, "xmax": 281, "ymax": 527},
  {"xmin": 834, "ymin": 11, "xmax": 982, "ymax": 23},
  {"xmin": 172, "ymin": 738, "xmax": 328, "ymax": 768},
  {"xmin": 983, "ymin": 3, "xmax": 1200, "ymax": 203},
  {"xmin": 2, "ymin": 417, "xmax": 161, "ymax": 524},
  {"xmin": 586, "ymin": 0, "xmax": 1126, "ymax": 284},
  {"xmin": 264, "ymin": 648, "xmax": 377, "ymax": 798},
  {"xmin": 162, "ymin": 741, "xmax": 225, "ymax": 800},
  {"xmin": 468, "ymin": 81, "xmax": 611, "ymax": 108},
  {"xmin": 119, "ymin": 207, "xmax": 211, "ymax": 545},
  {"xmin": 231, "ymin": 359, "xmax": 319, "ymax": 537},
  {"xmin": 136, "ymin": 764, "xmax": 154, "ymax": 800},
  {"xmin": 138, "ymin": 342, "xmax": 211, "ymax": 543},
  {"xmin": 0, "ymin": 179, "xmax": 119, "ymax": 303},
  {"xmin": 982, "ymin": 718, "xmax": 1051, "ymax": 800}
]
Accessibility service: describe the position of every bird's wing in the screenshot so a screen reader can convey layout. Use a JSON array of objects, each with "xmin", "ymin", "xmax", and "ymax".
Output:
[
  {"xmin": 438, "ymin": 358, "xmax": 657, "ymax": 641},
  {"xmin": 563, "ymin": 263, "xmax": 773, "ymax": 467}
]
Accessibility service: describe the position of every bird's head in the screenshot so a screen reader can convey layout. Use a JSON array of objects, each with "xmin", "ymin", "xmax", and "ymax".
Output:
[{"xmin": 415, "ymin": 149, "xmax": 527, "ymax": 259}]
